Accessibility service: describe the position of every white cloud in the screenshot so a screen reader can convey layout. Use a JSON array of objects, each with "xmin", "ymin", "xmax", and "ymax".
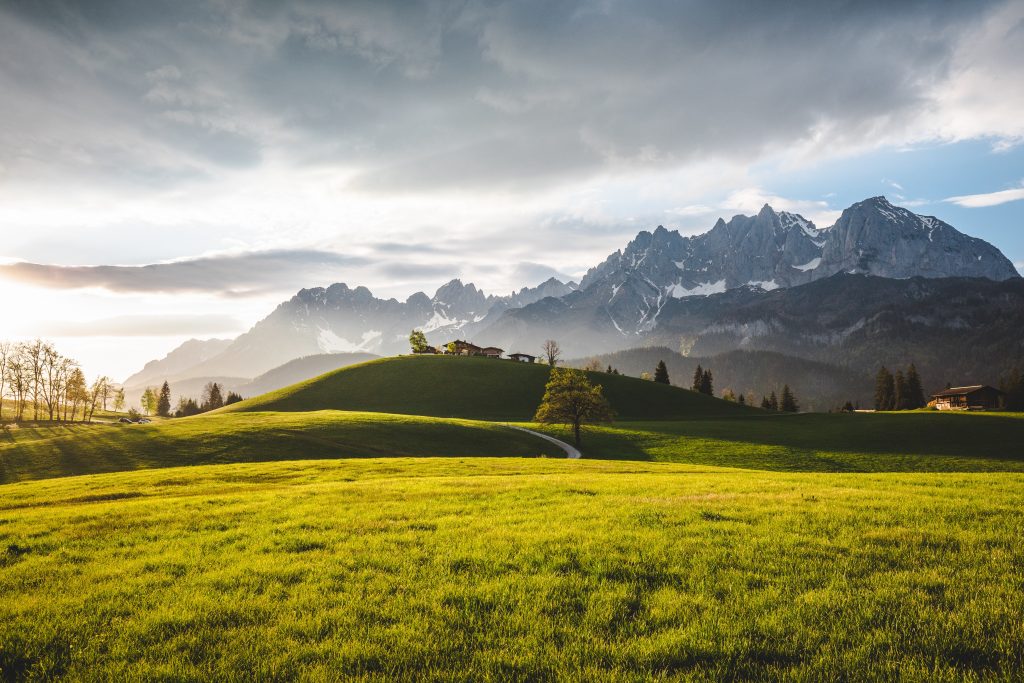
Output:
[{"xmin": 944, "ymin": 184, "xmax": 1024, "ymax": 208}]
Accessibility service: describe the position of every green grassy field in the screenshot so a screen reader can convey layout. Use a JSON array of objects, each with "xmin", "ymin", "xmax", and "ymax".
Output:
[
  {"xmin": 0, "ymin": 411, "xmax": 559, "ymax": 485},
  {"xmin": 2, "ymin": 458, "xmax": 1022, "ymax": 680},
  {"xmin": 225, "ymin": 355, "xmax": 751, "ymax": 421},
  {"xmin": 4, "ymin": 355, "xmax": 1024, "ymax": 679},
  {"xmin": 529, "ymin": 411, "xmax": 1024, "ymax": 472}
]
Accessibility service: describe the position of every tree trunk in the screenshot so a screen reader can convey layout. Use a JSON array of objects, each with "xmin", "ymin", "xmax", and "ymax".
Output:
[{"xmin": 573, "ymin": 421, "xmax": 581, "ymax": 448}]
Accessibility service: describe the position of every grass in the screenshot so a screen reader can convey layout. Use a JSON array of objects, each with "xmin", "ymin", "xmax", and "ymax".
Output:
[
  {"xmin": 529, "ymin": 410, "xmax": 1024, "ymax": 472},
  {"xmin": 1, "ymin": 458, "xmax": 1022, "ymax": 680},
  {"xmin": 0, "ymin": 411, "xmax": 557, "ymax": 485},
  {"xmin": 224, "ymin": 355, "xmax": 752, "ymax": 421}
]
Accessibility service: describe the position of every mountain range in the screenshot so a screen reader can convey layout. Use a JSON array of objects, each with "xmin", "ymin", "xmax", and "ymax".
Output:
[{"xmin": 126, "ymin": 196, "xmax": 1021, "ymax": 407}]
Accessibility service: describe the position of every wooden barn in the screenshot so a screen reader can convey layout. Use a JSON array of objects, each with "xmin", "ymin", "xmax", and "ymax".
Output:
[
  {"xmin": 931, "ymin": 385, "xmax": 1003, "ymax": 411},
  {"xmin": 479, "ymin": 346, "xmax": 504, "ymax": 359},
  {"xmin": 446, "ymin": 340, "xmax": 481, "ymax": 356},
  {"xmin": 508, "ymin": 352, "xmax": 536, "ymax": 363}
]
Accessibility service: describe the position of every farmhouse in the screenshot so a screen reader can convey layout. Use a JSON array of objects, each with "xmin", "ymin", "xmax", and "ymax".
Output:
[
  {"xmin": 508, "ymin": 352, "xmax": 537, "ymax": 363},
  {"xmin": 442, "ymin": 340, "xmax": 505, "ymax": 358},
  {"xmin": 479, "ymin": 346, "xmax": 504, "ymax": 358},
  {"xmin": 446, "ymin": 340, "xmax": 482, "ymax": 356},
  {"xmin": 931, "ymin": 385, "xmax": 1003, "ymax": 411}
]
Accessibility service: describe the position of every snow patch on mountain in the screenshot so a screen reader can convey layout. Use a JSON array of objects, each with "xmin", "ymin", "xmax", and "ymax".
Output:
[
  {"xmin": 794, "ymin": 257, "xmax": 822, "ymax": 272},
  {"xmin": 667, "ymin": 279, "xmax": 727, "ymax": 298}
]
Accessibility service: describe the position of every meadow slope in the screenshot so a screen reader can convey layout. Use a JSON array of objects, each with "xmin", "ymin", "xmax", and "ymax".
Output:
[
  {"xmin": 2, "ymin": 458, "xmax": 1022, "ymax": 680},
  {"xmin": 223, "ymin": 355, "xmax": 752, "ymax": 421},
  {"xmin": 0, "ymin": 412, "xmax": 554, "ymax": 485}
]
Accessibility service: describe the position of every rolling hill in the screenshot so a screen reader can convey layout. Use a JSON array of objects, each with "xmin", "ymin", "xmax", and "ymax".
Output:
[
  {"xmin": 224, "ymin": 354, "xmax": 753, "ymax": 421},
  {"xmin": 0, "ymin": 411, "xmax": 555, "ymax": 485}
]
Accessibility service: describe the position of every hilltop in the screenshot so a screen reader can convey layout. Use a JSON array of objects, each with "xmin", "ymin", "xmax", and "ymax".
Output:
[{"xmin": 224, "ymin": 354, "xmax": 751, "ymax": 421}]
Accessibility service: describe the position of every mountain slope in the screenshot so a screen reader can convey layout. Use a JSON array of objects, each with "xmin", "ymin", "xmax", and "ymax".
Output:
[
  {"xmin": 122, "ymin": 338, "xmax": 232, "ymax": 386},
  {"xmin": 572, "ymin": 197, "xmax": 1018, "ymax": 335},
  {"xmin": 225, "ymin": 355, "xmax": 752, "ymax": 421},
  {"xmin": 169, "ymin": 277, "xmax": 576, "ymax": 378}
]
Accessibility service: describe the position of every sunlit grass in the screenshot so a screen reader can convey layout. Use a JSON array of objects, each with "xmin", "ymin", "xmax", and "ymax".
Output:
[{"xmin": 1, "ymin": 458, "xmax": 1022, "ymax": 680}]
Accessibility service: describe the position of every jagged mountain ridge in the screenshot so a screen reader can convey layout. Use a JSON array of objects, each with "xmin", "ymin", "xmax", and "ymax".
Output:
[
  {"xmin": 574, "ymin": 197, "xmax": 1018, "ymax": 335},
  {"xmin": 161, "ymin": 276, "xmax": 578, "ymax": 379},
  {"xmin": 128, "ymin": 196, "xmax": 1019, "ymax": 387}
]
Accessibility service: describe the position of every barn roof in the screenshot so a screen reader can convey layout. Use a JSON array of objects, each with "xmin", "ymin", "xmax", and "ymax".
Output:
[{"xmin": 931, "ymin": 385, "xmax": 1001, "ymax": 398}]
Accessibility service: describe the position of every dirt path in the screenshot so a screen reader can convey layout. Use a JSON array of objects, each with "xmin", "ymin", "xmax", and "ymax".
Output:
[{"xmin": 506, "ymin": 425, "xmax": 581, "ymax": 459}]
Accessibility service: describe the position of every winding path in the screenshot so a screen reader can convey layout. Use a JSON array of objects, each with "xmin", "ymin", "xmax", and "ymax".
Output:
[{"xmin": 506, "ymin": 425, "xmax": 581, "ymax": 459}]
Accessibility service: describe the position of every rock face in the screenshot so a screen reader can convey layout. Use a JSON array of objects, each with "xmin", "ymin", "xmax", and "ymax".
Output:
[
  {"xmin": 571, "ymin": 196, "xmax": 1018, "ymax": 335},
  {"xmin": 817, "ymin": 197, "xmax": 1017, "ymax": 280},
  {"xmin": 143, "ymin": 277, "xmax": 578, "ymax": 380}
]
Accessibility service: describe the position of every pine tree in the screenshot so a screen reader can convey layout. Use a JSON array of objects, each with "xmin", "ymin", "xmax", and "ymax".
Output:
[
  {"xmin": 654, "ymin": 360, "xmax": 670, "ymax": 385},
  {"xmin": 156, "ymin": 381, "xmax": 172, "ymax": 417},
  {"xmin": 700, "ymin": 369, "xmax": 713, "ymax": 396},
  {"xmin": 874, "ymin": 366, "xmax": 895, "ymax": 411},
  {"xmin": 905, "ymin": 363, "xmax": 925, "ymax": 409},
  {"xmin": 761, "ymin": 396, "xmax": 771, "ymax": 410},
  {"xmin": 780, "ymin": 384, "xmax": 798, "ymax": 412},
  {"xmin": 692, "ymin": 364, "xmax": 704, "ymax": 392},
  {"xmin": 768, "ymin": 391, "xmax": 779, "ymax": 411},
  {"xmin": 202, "ymin": 382, "xmax": 224, "ymax": 411},
  {"xmin": 894, "ymin": 370, "xmax": 907, "ymax": 410},
  {"xmin": 738, "ymin": 394, "xmax": 745, "ymax": 406}
]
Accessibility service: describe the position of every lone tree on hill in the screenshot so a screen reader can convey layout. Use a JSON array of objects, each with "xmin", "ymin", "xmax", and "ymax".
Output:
[
  {"xmin": 408, "ymin": 329, "xmax": 429, "ymax": 353},
  {"xmin": 692, "ymin": 364, "xmax": 704, "ymax": 392},
  {"xmin": 542, "ymin": 339, "xmax": 561, "ymax": 367},
  {"xmin": 875, "ymin": 366, "xmax": 895, "ymax": 411},
  {"xmin": 156, "ymin": 381, "xmax": 172, "ymax": 418},
  {"xmin": 534, "ymin": 367, "xmax": 614, "ymax": 448},
  {"xmin": 654, "ymin": 360, "xmax": 670, "ymax": 384},
  {"xmin": 768, "ymin": 391, "xmax": 779, "ymax": 411},
  {"xmin": 781, "ymin": 384, "xmax": 798, "ymax": 412}
]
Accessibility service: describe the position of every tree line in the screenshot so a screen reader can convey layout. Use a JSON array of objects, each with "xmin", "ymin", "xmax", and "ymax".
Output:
[
  {"xmin": 874, "ymin": 364, "xmax": 926, "ymax": 411},
  {"xmin": 0, "ymin": 339, "xmax": 122, "ymax": 423},
  {"xmin": 139, "ymin": 381, "xmax": 242, "ymax": 418}
]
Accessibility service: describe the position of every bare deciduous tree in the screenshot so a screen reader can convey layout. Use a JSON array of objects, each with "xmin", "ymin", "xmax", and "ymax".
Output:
[{"xmin": 542, "ymin": 339, "xmax": 561, "ymax": 367}]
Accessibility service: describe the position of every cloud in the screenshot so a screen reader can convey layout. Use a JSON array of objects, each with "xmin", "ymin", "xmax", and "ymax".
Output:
[
  {"xmin": 26, "ymin": 314, "xmax": 242, "ymax": 337},
  {"xmin": 0, "ymin": 250, "xmax": 369, "ymax": 296},
  {"xmin": 944, "ymin": 184, "xmax": 1024, "ymax": 208},
  {"xmin": 0, "ymin": 0, "xmax": 1014, "ymax": 196}
]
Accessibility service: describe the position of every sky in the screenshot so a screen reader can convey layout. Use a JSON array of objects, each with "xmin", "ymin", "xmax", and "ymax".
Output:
[{"xmin": 1, "ymin": 0, "xmax": 1023, "ymax": 381}]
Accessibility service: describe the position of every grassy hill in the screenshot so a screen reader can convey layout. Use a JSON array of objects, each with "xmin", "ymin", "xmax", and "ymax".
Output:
[
  {"xmin": 225, "ymin": 355, "xmax": 751, "ymax": 421},
  {"xmin": 529, "ymin": 411, "xmax": 1024, "ymax": 472},
  {"xmin": 0, "ymin": 412, "xmax": 555, "ymax": 485},
  {"xmin": 2, "ymin": 458, "xmax": 1022, "ymax": 680}
]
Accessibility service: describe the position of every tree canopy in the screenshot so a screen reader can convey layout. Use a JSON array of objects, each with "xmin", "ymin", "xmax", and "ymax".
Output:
[{"xmin": 534, "ymin": 367, "xmax": 614, "ymax": 447}]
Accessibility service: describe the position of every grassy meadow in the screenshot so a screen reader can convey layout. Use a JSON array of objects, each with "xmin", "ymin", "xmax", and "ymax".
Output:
[
  {"xmin": 3, "ymin": 355, "xmax": 1024, "ymax": 679},
  {"xmin": 2, "ymin": 458, "xmax": 1023, "ymax": 680},
  {"xmin": 0, "ymin": 411, "xmax": 556, "ymax": 485},
  {"xmin": 225, "ymin": 355, "xmax": 752, "ymax": 421}
]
